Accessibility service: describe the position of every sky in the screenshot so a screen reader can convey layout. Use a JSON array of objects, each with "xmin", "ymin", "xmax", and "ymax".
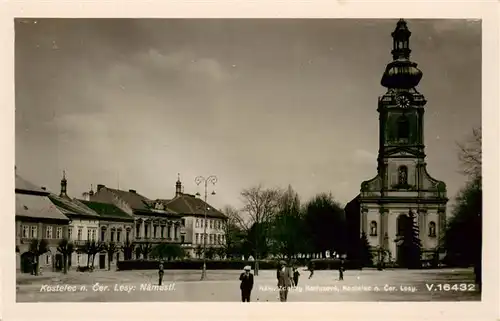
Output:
[{"xmin": 15, "ymin": 18, "xmax": 481, "ymax": 212}]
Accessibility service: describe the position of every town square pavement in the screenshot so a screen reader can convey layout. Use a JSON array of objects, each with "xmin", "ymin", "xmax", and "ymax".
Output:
[{"xmin": 16, "ymin": 268, "xmax": 480, "ymax": 302}]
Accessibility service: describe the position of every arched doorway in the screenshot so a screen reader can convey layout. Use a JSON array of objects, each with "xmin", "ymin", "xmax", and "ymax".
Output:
[{"xmin": 20, "ymin": 252, "xmax": 34, "ymax": 274}]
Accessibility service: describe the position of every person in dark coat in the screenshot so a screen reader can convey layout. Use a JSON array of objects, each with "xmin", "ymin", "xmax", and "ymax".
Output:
[
  {"xmin": 293, "ymin": 267, "xmax": 300, "ymax": 287},
  {"xmin": 158, "ymin": 261, "xmax": 164, "ymax": 286},
  {"xmin": 338, "ymin": 259, "xmax": 345, "ymax": 281},
  {"xmin": 239, "ymin": 265, "xmax": 254, "ymax": 302},
  {"xmin": 308, "ymin": 260, "xmax": 315, "ymax": 279}
]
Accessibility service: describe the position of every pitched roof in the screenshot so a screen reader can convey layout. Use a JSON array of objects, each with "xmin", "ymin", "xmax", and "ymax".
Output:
[
  {"xmin": 106, "ymin": 188, "xmax": 152, "ymax": 211},
  {"xmin": 48, "ymin": 194, "xmax": 100, "ymax": 218},
  {"xmin": 165, "ymin": 194, "xmax": 226, "ymax": 219},
  {"xmin": 16, "ymin": 193, "xmax": 69, "ymax": 221},
  {"xmin": 78, "ymin": 200, "xmax": 134, "ymax": 221},
  {"xmin": 15, "ymin": 174, "xmax": 48, "ymax": 195}
]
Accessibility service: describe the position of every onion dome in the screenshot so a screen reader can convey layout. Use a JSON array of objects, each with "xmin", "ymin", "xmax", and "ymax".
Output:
[{"xmin": 381, "ymin": 19, "xmax": 423, "ymax": 89}]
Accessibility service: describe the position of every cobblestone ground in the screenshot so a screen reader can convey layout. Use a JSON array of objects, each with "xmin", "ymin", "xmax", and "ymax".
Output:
[{"xmin": 16, "ymin": 268, "xmax": 480, "ymax": 302}]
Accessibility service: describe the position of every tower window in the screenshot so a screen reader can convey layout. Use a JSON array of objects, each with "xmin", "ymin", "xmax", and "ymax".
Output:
[
  {"xmin": 428, "ymin": 221, "xmax": 437, "ymax": 237},
  {"xmin": 369, "ymin": 221, "xmax": 377, "ymax": 236},
  {"xmin": 398, "ymin": 166, "xmax": 408, "ymax": 185},
  {"xmin": 397, "ymin": 115, "xmax": 410, "ymax": 140}
]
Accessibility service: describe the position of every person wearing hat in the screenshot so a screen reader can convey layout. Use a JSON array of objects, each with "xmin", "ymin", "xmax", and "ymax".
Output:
[
  {"xmin": 277, "ymin": 260, "xmax": 293, "ymax": 302},
  {"xmin": 239, "ymin": 265, "xmax": 254, "ymax": 302}
]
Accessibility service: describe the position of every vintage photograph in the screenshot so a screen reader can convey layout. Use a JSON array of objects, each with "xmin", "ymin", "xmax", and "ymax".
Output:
[{"xmin": 15, "ymin": 18, "xmax": 481, "ymax": 302}]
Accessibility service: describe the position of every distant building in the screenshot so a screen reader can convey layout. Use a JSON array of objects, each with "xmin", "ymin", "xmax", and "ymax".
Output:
[
  {"xmin": 48, "ymin": 171, "xmax": 101, "ymax": 269},
  {"xmin": 79, "ymin": 198, "xmax": 135, "ymax": 268},
  {"xmin": 89, "ymin": 184, "xmax": 185, "ymax": 258},
  {"xmin": 161, "ymin": 177, "xmax": 227, "ymax": 258},
  {"xmin": 15, "ymin": 172, "xmax": 69, "ymax": 273},
  {"xmin": 344, "ymin": 20, "xmax": 448, "ymax": 264}
]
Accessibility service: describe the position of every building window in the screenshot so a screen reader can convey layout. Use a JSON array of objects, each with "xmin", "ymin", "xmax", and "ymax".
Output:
[
  {"xmin": 30, "ymin": 226, "xmax": 37, "ymax": 238},
  {"xmin": 87, "ymin": 228, "xmax": 91, "ymax": 241},
  {"xmin": 210, "ymin": 220, "xmax": 213, "ymax": 229},
  {"xmin": 68, "ymin": 227, "xmax": 73, "ymax": 240},
  {"xmin": 126, "ymin": 230, "xmax": 130, "ymax": 242},
  {"xmin": 56, "ymin": 227, "xmax": 63, "ymax": 239},
  {"xmin": 153, "ymin": 226, "xmax": 157, "ymax": 239},
  {"xmin": 100, "ymin": 228, "xmax": 106, "ymax": 241},
  {"xmin": 396, "ymin": 214, "xmax": 407, "ymax": 236},
  {"xmin": 167, "ymin": 225, "xmax": 171, "ymax": 239},
  {"xmin": 397, "ymin": 115, "xmax": 410, "ymax": 140},
  {"xmin": 77, "ymin": 254, "xmax": 81, "ymax": 264},
  {"xmin": 398, "ymin": 166, "xmax": 408, "ymax": 185},
  {"xmin": 77, "ymin": 228, "xmax": 83, "ymax": 241},
  {"xmin": 92, "ymin": 229, "xmax": 97, "ymax": 241},
  {"xmin": 369, "ymin": 221, "xmax": 377, "ymax": 236},
  {"xmin": 136, "ymin": 223, "xmax": 141, "ymax": 238},
  {"xmin": 181, "ymin": 235, "xmax": 185, "ymax": 243},
  {"xmin": 110, "ymin": 230, "xmax": 115, "ymax": 242},
  {"xmin": 428, "ymin": 221, "xmax": 437, "ymax": 237},
  {"xmin": 22, "ymin": 225, "xmax": 29, "ymax": 238},
  {"xmin": 144, "ymin": 224, "xmax": 149, "ymax": 238},
  {"xmin": 159, "ymin": 226, "xmax": 164, "ymax": 239},
  {"xmin": 196, "ymin": 219, "xmax": 200, "ymax": 228},
  {"xmin": 45, "ymin": 254, "xmax": 51, "ymax": 265},
  {"xmin": 117, "ymin": 229, "xmax": 121, "ymax": 242},
  {"xmin": 196, "ymin": 233, "xmax": 199, "ymax": 244},
  {"xmin": 181, "ymin": 219, "xmax": 185, "ymax": 226},
  {"xmin": 217, "ymin": 234, "xmax": 222, "ymax": 244}
]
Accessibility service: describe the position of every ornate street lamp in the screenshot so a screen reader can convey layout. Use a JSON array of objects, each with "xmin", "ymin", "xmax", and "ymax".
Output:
[{"xmin": 195, "ymin": 175, "xmax": 217, "ymax": 280}]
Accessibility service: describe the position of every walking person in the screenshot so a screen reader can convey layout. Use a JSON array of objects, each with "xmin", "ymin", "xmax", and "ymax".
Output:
[
  {"xmin": 277, "ymin": 260, "xmax": 293, "ymax": 302},
  {"xmin": 293, "ymin": 267, "xmax": 300, "ymax": 287},
  {"xmin": 158, "ymin": 260, "xmax": 164, "ymax": 286},
  {"xmin": 239, "ymin": 265, "xmax": 254, "ymax": 302},
  {"xmin": 307, "ymin": 260, "xmax": 315, "ymax": 279},
  {"xmin": 338, "ymin": 259, "xmax": 344, "ymax": 281}
]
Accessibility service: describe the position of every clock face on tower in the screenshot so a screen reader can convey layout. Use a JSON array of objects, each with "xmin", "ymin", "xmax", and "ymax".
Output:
[{"xmin": 396, "ymin": 95, "xmax": 411, "ymax": 108}]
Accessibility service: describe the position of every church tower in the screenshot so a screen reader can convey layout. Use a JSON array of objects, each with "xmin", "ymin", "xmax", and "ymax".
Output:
[
  {"xmin": 348, "ymin": 19, "xmax": 448, "ymax": 264},
  {"xmin": 59, "ymin": 170, "xmax": 69, "ymax": 199},
  {"xmin": 175, "ymin": 173, "xmax": 183, "ymax": 197}
]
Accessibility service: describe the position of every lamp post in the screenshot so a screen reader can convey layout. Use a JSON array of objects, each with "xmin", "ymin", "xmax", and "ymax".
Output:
[{"xmin": 195, "ymin": 175, "xmax": 217, "ymax": 280}]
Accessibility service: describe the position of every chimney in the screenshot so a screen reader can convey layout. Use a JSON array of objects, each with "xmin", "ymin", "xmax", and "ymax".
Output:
[
  {"xmin": 97, "ymin": 184, "xmax": 105, "ymax": 191},
  {"xmin": 41, "ymin": 187, "xmax": 47, "ymax": 191},
  {"xmin": 129, "ymin": 189, "xmax": 136, "ymax": 193}
]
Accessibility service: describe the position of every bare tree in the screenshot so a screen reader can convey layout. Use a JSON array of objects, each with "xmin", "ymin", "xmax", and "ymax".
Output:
[
  {"xmin": 221, "ymin": 205, "xmax": 244, "ymax": 258},
  {"xmin": 237, "ymin": 185, "xmax": 282, "ymax": 275},
  {"xmin": 457, "ymin": 127, "xmax": 481, "ymax": 181}
]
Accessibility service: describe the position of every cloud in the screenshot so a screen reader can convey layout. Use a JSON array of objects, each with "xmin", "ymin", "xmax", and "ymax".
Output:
[
  {"xmin": 354, "ymin": 149, "xmax": 377, "ymax": 161},
  {"xmin": 354, "ymin": 149, "xmax": 376, "ymax": 162},
  {"xmin": 119, "ymin": 49, "xmax": 232, "ymax": 84}
]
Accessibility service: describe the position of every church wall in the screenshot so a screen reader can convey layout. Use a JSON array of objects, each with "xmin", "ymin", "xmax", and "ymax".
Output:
[
  {"xmin": 365, "ymin": 208, "xmax": 381, "ymax": 247},
  {"xmin": 385, "ymin": 191, "xmax": 418, "ymax": 197},
  {"xmin": 387, "ymin": 159, "xmax": 418, "ymax": 187},
  {"xmin": 421, "ymin": 209, "xmax": 439, "ymax": 250}
]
